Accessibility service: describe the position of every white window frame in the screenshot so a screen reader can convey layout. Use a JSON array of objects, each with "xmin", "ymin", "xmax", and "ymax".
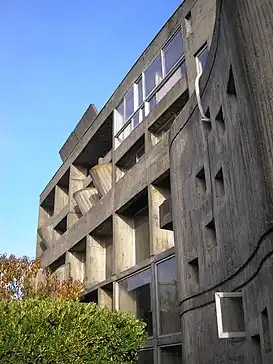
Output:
[{"xmin": 215, "ymin": 292, "xmax": 246, "ymax": 339}]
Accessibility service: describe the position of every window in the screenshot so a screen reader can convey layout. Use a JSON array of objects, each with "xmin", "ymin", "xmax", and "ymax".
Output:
[
  {"xmin": 115, "ymin": 101, "xmax": 125, "ymax": 135},
  {"xmin": 114, "ymin": 28, "xmax": 186, "ymax": 149},
  {"xmin": 136, "ymin": 77, "xmax": 143, "ymax": 108},
  {"xmin": 196, "ymin": 43, "xmax": 209, "ymax": 75},
  {"xmin": 119, "ymin": 269, "xmax": 153, "ymax": 337},
  {"xmin": 163, "ymin": 31, "xmax": 184, "ymax": 75},
  {"xmin": 145, "ymin": 54, "xmax": 163, "ymax": 96},
  {"xmin": 160, "ymin": 345, "xmax": 182, "ymax": 364},
  {"xmin": 137, "ymin": 350, "xmax": 154, "ymax": 364},
  {"xmin": 157, "ymin": 257, "xmax": 180, "ymax": 335},
  {"xmin": 125, "ymin": 87, "xmax": 134, "ymax": 120}
]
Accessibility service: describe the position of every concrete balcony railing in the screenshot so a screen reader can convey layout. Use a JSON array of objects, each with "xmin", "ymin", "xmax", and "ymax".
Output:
[
  {"xmin": 73, "ymin": 187, "xmax": 100, "ymax": 215},
  {"xmin": 159, "ymin": 197, "xmax": 173, "ymax": 231},
  {"xmin": 89, "ymin": 163, "xmax": 112, "ymax": 196}
]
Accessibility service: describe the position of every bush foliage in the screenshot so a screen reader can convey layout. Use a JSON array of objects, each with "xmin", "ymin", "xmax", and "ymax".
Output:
[{"xmin": 0, "ymin": 299, "xmax": 147, "ymax": 364}]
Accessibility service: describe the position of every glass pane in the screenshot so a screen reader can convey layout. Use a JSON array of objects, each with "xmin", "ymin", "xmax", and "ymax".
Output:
[
  {"xmin": 137, "ymin": 78, "xmax": 143, "ymax": 107},
  {"xmin": 119, "ymin": 269, "xmax": 153, "ymax": 337},
  {"xmin": 160, "ymin": 345, "xmax": 182, "ymax": 364},
  {"xmin": 164, "ymin": 31, "xmax": 184, "ymax": 75},
  {"xmin": 125, "ymin": 87, "xmax": 134, "ymax": 119},
  {"xmin": 144, "ymin": 55, "xmax": 163, "ymax": 96},
  {"xmin": 132, "ymin": 111, "xmax": 140, "ymax": 129},
  {"xmin": 156, "ymin": 63, "xmax": 185, "ymax": 104},
  {"xmin": 115, "ymin": 101, "xmax": 124, "ymax": 134},
  {"xmin": 157, "ymin": 257, "xmax": 180, "ymax": 335},
  {"xmin": 148, "ymin": 95, "xmax": 156, "ymax": 113},
  {"xmin": 137, "ymin": 350, "xmax": 154, "ymax": 364}
]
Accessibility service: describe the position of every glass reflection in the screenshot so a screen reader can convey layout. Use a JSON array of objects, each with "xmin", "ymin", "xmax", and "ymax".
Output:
[
  {"xmin": 119, "ymin": 269, "xmax": 153, "ymax": 336},
  {"xmin": 157, "ymin": 257, "xmax": 180, "ymax": 335}
]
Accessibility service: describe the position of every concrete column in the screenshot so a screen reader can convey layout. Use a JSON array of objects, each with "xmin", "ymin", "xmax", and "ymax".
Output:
[
  {"xmin": 98, "ymin": 287, "xmax": 113, "ymax": 309},
  {"xmin": 148, "ymin": 185, "xmax": 174, "ymax": 255},
  {"xmin": 68, "ymin": 165, "xmax": 86, "ymax": 228},
  {"xmin": 52, "ymin": 263, "xmax": 71, "ymax": 281},
  {"xmin": 54, "ymin": 185, "xmax": 69, "ymax": 215},
  {"xmin": 86, "ymin": 235, "xmax": 106, "ymax": 286},
  {"xmin": 66, "ymin": 251, "xmax": 85, "ymax": 282},
  {"xmin": 113, "ymin": 213, "xmax": 135, "ymax": 274}
]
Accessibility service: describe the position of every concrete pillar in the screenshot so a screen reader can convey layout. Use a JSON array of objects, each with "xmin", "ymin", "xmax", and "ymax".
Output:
[
  {"xmin": 66, "ymin": 251, "xmax": 85, "ymax": 282},
  {"xmin": 52, "ymin": 263, "xmax": 71, "ymax": 281},
  {"xmin": 86, "ymin": 235, "xmax": 106, "ymax": 286},
  {"xmin": 119, "ymin": 283, "xmax": 137, "ymax": 314},
  {"xmin": 113, "ymin": 213, "xmax": 135, "ymax": 274},
  {"xmin": 98, "ymin": 287, "xmax": 113, "ymax": 310},
  {"xmin": 73, "ymin": 187, "xmax": 99, "ymax": 215},
  {"xmin": 54, "ymin": 185, "xmax": 69, "ymax": 215},
  {"xmin": 148, "ymin": 185, "xmax": 174, "ymax": 255},
  {"xmin": 68, "ymin": 165, "xmax": 87, "ymax": 228},
  {"xmin": 89, "ymin": 163, "xmax": 112, "ymax": 196}
]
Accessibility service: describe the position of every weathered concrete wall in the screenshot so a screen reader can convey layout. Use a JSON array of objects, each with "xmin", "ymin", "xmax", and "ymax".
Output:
[{"xmin": 170, "ymin": 0, "xmax": 273, "ymax": 362}]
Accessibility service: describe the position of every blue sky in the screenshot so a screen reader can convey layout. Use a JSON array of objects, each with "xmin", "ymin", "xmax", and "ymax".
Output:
[{"xmin": 0, "ymin": 0, "xmax": 182, "ymax": 258}]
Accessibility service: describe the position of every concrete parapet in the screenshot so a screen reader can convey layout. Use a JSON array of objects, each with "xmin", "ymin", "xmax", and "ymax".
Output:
[
  {"xmin": 38, "ymin": 225, "xmax": 53, "ymax": 251},
  {"xmin": 73, "ymin": 187, "xmax": 99, "ymax": 215},
  {"xmin": 89, "ymin": 163, "xmax": 112, "ymax": 196}
]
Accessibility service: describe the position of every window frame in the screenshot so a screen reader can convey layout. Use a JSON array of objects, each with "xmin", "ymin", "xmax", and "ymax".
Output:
[
  {"xmin": 117, "ymin": 267, "xmax": 155, "ymax": 339},
  {"xmin": 155, "ymin": 255, "xmax": 180, "ymax": 337}
]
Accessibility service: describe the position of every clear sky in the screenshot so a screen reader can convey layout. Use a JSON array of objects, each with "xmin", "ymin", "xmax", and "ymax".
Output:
[{"xmin": 0, "ymin": 0, "xmax": 182, "ymax": 258}]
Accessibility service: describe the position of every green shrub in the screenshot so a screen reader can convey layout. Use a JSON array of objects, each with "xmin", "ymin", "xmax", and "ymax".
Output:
[{"xmin": 0, "ymin": 299, "xmax": 147, "ymax": 364}]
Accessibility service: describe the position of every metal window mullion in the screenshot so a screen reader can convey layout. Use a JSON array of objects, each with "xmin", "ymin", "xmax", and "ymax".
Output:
[
  {"xmin": 133, "ymin": 83, "xmax": 138, "ymax": 112},
  {"xmin": 161, "ymin": 49, "xmax": 166, "ymax": 79}
]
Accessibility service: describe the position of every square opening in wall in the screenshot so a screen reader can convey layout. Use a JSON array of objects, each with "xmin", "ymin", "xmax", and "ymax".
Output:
[
  {"xmin": 227, "ymin": 66, "xmax": 237, "ymax": 97},
  {"xmin": 54, "ymin": 216, "xmax": 68, "ymax": 238},
  {"xmin": 188, "ymin": 257, "xmax": 199, "ymax": 285},
  {"xmin": 215, "ymin": 106, "xmax": 225, "ymax": 137},
  {"xmin": 196, "ymin": 166, "xmax": 207, "ymax": 196},
  {"xmin": 185, "ymin": 11, "xmax": 193, "ymax": 36},
  {"xmin": 215, "ymin": 167, "xmax": 225, "ymax": 199},
  {"xmin": 205, "ymin": 218, "xmax": 217, "ymax": 249},
  {"xmin": 215, "ymin": 292, "xmax": 246, "ymax": 339}
]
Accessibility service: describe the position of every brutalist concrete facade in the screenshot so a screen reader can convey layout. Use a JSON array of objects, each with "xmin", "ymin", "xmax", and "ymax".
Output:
[
  {"xmin": 170, "ymin": 0, "xmax": 273, "ymax": 363},
  {"xmin": 32, "ymin": 0, "xmax": 258, "ymax": 362}
]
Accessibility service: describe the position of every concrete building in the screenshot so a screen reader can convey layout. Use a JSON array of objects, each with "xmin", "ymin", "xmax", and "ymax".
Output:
[{"xmin": 36, "ymin": 0, "xmax": 273, "ymax": 362}]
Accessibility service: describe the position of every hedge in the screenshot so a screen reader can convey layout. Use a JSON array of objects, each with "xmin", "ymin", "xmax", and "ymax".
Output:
[{"xmin": 0, "ymin": 299, "xmax": 147, "ymax": 364}]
